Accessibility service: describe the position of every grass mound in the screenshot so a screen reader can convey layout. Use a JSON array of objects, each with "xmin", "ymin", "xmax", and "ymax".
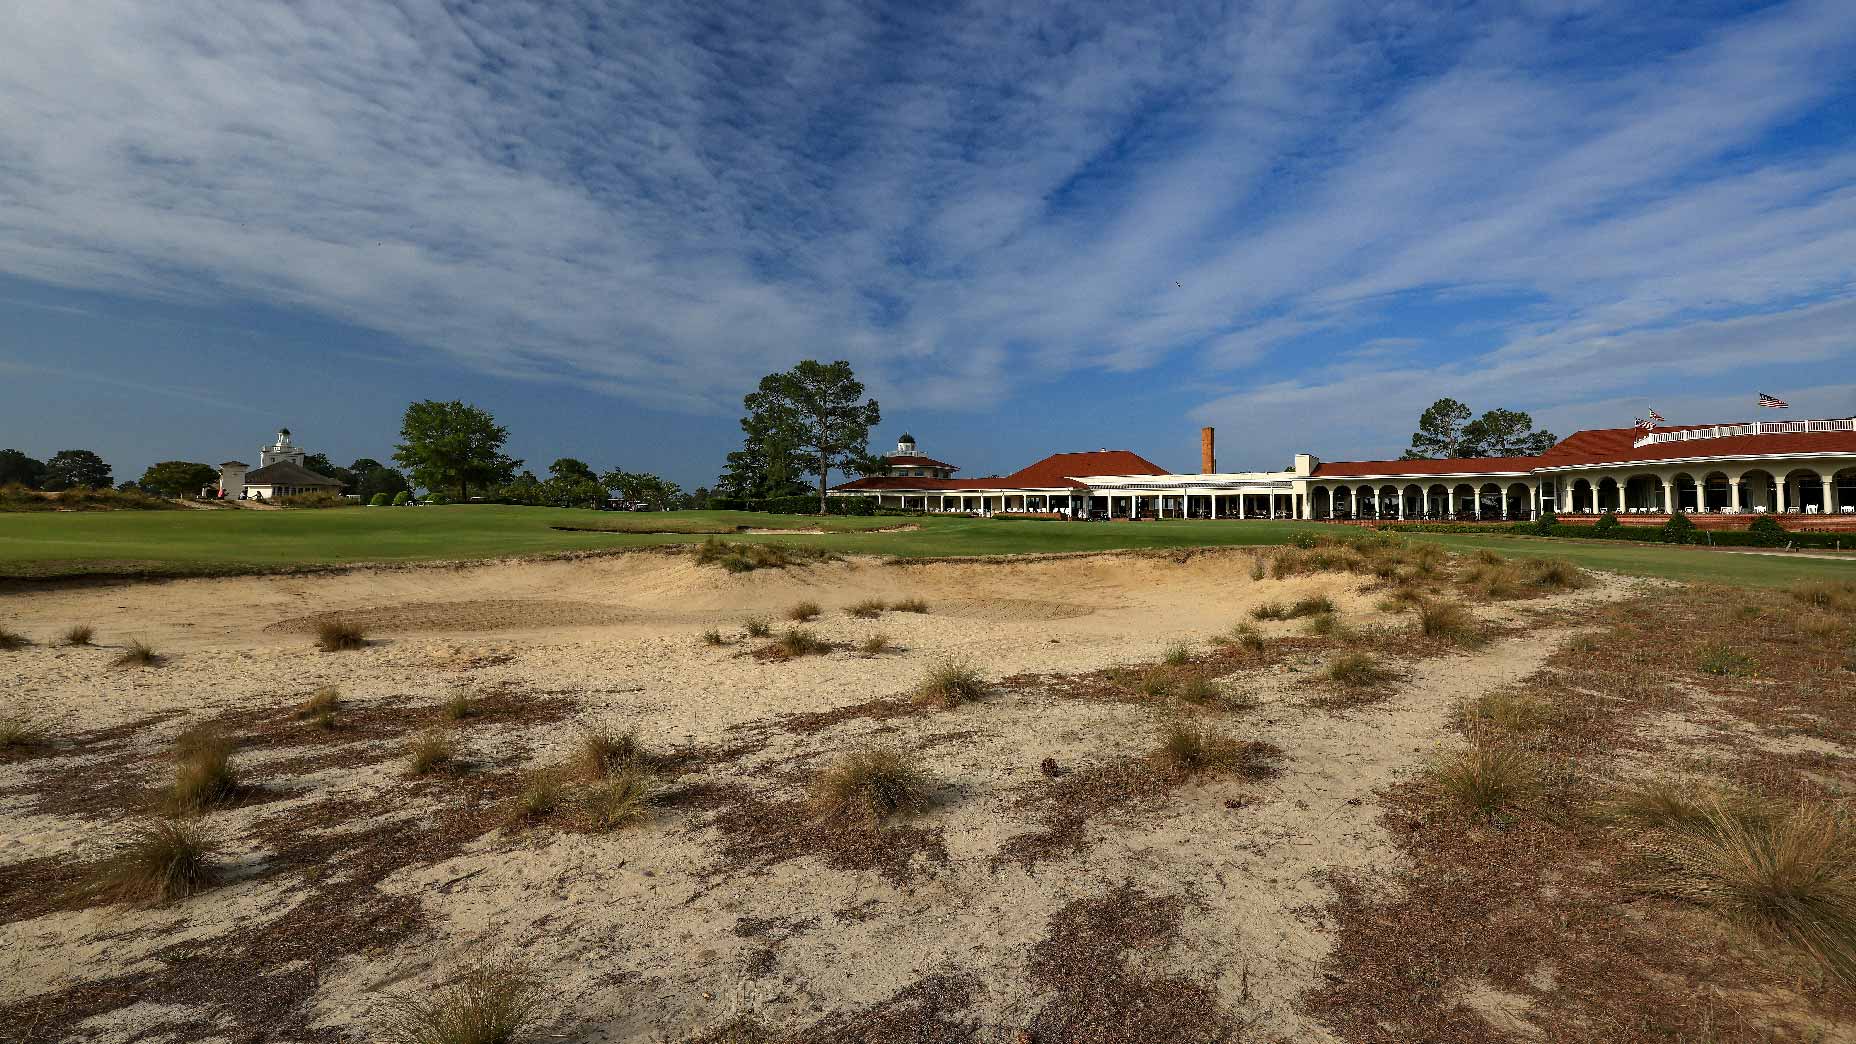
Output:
[
  {"xmin": 786, "ymin": 601, "xmax": 822, "ymax": 622},
  {"xmin": 62, "ymin": 624, "xmax": 95, "ymax": 646},
  {"xmin": 586, "ymin": 767, "xmax": 657, "ymax": 830},
  {"xmin": 1252, "ymin": 594, "xmax": 1335, "ymax": 622},
  {"xmin": 858, "ymin": 633, "xmax": 893, "ymax": 657},
  {"xmin": 1211, "ymin": 623, "xmax": 1266, "ymax": 655},
  {"xmin": 810, "ymin": 745, "xmax": 932, "ymax": 825},
  {"xmin": 743, "ymin": 617, "xmax": 772, "ymax": 639},
  {"xmin": 315, "ymin": 616, "xmax": 367, "ymax": 652},
  {"xmin": 1, "ymin": 711, "xmax": 49, "ymax": 751},
  {"xmin": 846, "ymin": 598, "xmax": 886, "ymax": 619},
  {"xmin": 695, "ymin": 538, "xmax": 837, "ymax": 573},
  {"xmin": 88, "ymin": 819, "xmax": 217, "ymax": 905},
  {"xmin": 889, "ymin": 597, "xmax": 930, "ymax": 614},
  {"xmin": 571, "ymin": 727, "xmax": 649, "ymax": 781},
  {"xmin": 377, "ymin": 957, "xmax": 550, "ymax": 1044},
  {"xmin": 1459, "ymin": 689, "xmax": 1556, "ymax": 735},
  {"xmin": 915, "ymin": 659, "xmax": 987, "ymax": 707},
  {"xmin": 768, "ymin": 627, "xmax": 830, "ymax": 658},
  {"xmin": 0, "ymin": 625, "xmax": 29, "ymax": 650},
  {"xmin": 1789, "ymin": 580, "xmax": 1856, "ymax": 614}
]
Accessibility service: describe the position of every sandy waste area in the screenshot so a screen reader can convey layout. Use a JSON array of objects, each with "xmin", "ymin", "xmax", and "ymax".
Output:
[{"xmin": 0, "ymin": 546, "xmax": 1636, "ymax": 1042}]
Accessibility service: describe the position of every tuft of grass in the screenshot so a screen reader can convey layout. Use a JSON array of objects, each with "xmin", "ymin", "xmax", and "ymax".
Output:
[
  {"xmin": 314, "ymin": 616, "xmax": 368, "ymax": 652},
  {"xmin": 859, "ymin": 633, "xmax": 894, "ymax": 657},
  {"xmin": 915, "ymin": 659, "xmax": 988, "ymax": 707},
  {"xmin": 1151, "ymin": 719, "xmax": 1283, "ymax": 779},
  {"xmin": 1134, "ymin": 665, "xmax": 1176, "ymax": 698},
  {"xmin": 508, "ymin": 771, "xmax": 564, "ymax": 822},
  {"xmin": 1461, "ymin": 689, "xmax": 1556, "ymax": 734},
  {"xmin": 1175, "ymin": 671, "xmax": 1249, "ymax": 712},
  {"xmin": 586, "ymin": 766, "xmax": 656, "ymax": 830},
  {"xmin": 1375, "ymin": 584, "xmax": 1428, "ymax": 613},
  {"xmin": 377, "ymin": 956, "xmax": 550, "ymax": 1044},
  {"xmin": 1472, "ymin": 548, "xmax": 1506, "ymax": 565},
  {"xmin": 113, "ymin": 639, "xmax": 161, "ymax": 668},
  {"xmin": 571, "ymin": 727, "xmax": 648, "ymax": 781},
  {"xmin": 810, "ymin": 745, "xmax": 932, "ymax": 825},
  {"xmin": 88, "ymin": 819, "xmax": 217, "ymax": 905},
  {"xmin": 743, "ymin": 616, "xmax": 772, "ymax": 639},
  {"xmin": 1301, "ymin": 611, "xmax": 1345, "ymax": 637},
  {"xmin": 1430, "ymin": 739, "xmax": 1541, "ymax": 818},
  {"xmin": 1416, "ymin": 599, "xmax": 1486, "ymax": 648},
  {"xmin": 1161, "ymin": 642, "xmax": 1193, "ymax": 667},
  {"xmin": 164, "ymin": 728, "xmax": 240, "ymax": 814},
  {"xmin": 786, "ymin": 601, "xmax": 822, "ymax": 622},
  {"xmin": 407, "ymin": 729, "xmax": 458, "ymax": 776},
  {"xmin": 441, "ymin": 691, "xmax": 479, "ymax": 721},
  {"xmin": 846, "ymin": 599, "xmax": 886, "ymax": 619},
  {"xmin": 1248, "ymin": 556, "xmax": 1267, "ymax": 581},
  {"xmin": 1, "ymin": 711, "xmax": 50, "ymax": 751},
  {"xmin": 889, "ymin": 597, "xmax": 930, "ymax": 614},
  {"xmin": 771, "ymin": 627, "xmax": 831, "ymax": 658},
  {"xmin": 701, "ymin": 628, "xmax": 727, "ymax": 647},
  {"xmin": 1287, "ymin": 594, "xmax": 1336, "ymax": 618},
  {"xmin": 1212, "ymin": 623, "xmax": 1266, "ymax": 655},
  {"xmin": 299, "ymin": 686, "xmax": 340, "ymax": 719},
  {"xmin": 1250, "ymin": 602, "xmax": 1288, "ymax": 621},
  {"xmin": 1325, "ymin": 652, "xmax": 1395, "ymax": 689},
  {"xmin": 0, "ymin": 625, "xmax": 28, "ymax": 651},
  {"xmin": 62, "ymin": 624, "xmax": 95, "ymax": 646},
  {"xmin": 1603, "ymin": 779, "xmax": 1770, "ymax": 834},
  {"xmin": 1636, "ymin": 798, "xmax": 1856, "ymax": 982},
  {"xmin": 1790, "ymin": 580, "xmax": 1856, "ymax": 614},
  {"xmin": 1524, "ymin": 557, "xmax": 1589, "ymax": 591},
  {"xmin": 1698, "ymin": 644, "xmax": 1756, "ymax": 677}
]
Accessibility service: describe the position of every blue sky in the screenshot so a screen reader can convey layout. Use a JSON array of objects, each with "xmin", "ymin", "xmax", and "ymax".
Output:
[{"xmin": 3, "ymin": 0, "xmax": 1855, "ymax": 488}]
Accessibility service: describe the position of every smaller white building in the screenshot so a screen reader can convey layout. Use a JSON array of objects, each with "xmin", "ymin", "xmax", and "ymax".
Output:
[{"xmin": 218, "ymin": 429, "xmax": 342, "ymax": 500}]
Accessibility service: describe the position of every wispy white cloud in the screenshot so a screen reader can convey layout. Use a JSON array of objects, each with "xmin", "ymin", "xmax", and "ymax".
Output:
[{"xmin": 0, "ymin": 0, "xmax": 1852, "ymax": 437}]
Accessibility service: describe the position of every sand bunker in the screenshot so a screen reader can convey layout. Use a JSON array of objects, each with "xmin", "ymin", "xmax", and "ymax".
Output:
[{"xmin": 0, "ymin": 546, "xmax": 1637, "ymax": 1041}]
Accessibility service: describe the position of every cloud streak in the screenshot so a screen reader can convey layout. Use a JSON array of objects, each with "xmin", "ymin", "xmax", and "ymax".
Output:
[{"xmin": 1, "ymin": 0, "xmax": 1853, "ymax": 446}]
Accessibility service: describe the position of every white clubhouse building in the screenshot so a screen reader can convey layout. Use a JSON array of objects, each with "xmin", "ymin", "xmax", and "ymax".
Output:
[
  {"xmin": 218, "ymin": 429, "xmax": 343, "ymax": 501},
  {"xmin": 833, "ymin": 421, "xmax": 1856, "ymax": 526}
]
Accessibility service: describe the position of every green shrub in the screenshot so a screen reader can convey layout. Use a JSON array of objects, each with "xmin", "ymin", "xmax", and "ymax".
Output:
[
  {"xmin": 1593, "ymin": 511, "xmax": 1621, "ymax": 534},
  {"xmin": 1661, "ymin": 511, "xmax": 1697, "ymax": 544},
  {"xmin": 1748, "ymin": 515, "xmax": 1789, "ymax": 547},
  {"xmin": 1698, "ymin": 644, "xmax": 1755, "ymax": 677},
  {"xmin": 369, "ymin": 492, "xmax": 390, "ymax": 507},
  {"xmin": 1531, "ymin": 510, "xmax": 1558, "ymax": 535},
  {"xmin": 392, "ymin": 490, "xmax": 412, "ymax": 506}
]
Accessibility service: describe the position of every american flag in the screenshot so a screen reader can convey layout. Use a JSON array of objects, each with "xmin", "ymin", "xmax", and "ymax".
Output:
[
  {"xmin": 1758, "ymin": 392, "xmax": 1789, "ymax": 409},
  {"xmin": 1647, "ymin": 408, "xmax": 1664, "ymax": 424},
  {"xmin": 1633, "ymin": 417, "xmax": 1651, "ymax": 432}
]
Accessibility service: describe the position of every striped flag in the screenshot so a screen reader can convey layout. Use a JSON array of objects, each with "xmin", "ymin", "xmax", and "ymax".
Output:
[
  {"xmin": 1758, "ymin": 392, "xmax": 1789, "ymax": 409},
  {"xmin": 1647, "ymin": 408, "xmax": 1664, "ymax": 425},
  {"xmin": 1633, "ymin": 417, "xmax": 1650, "ymax": 431}
]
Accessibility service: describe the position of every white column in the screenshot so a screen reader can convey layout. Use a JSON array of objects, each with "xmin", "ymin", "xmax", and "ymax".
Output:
[
  {"xmin": 1238, "ymin": 494, "xmax": 1247, "ymax": 520},
  {"xmin": 1728, "ymin": 474, "xmax": 1741, "ymax": 512},
  {"xmin": 1823, "ymin": 474, "xmax": 1837, "ymax": 513},
  {"xmin": 1660, "ymin": 479, "xmax": 1674, "ymax": 514},
  {"xmin": 1396, "ymin": 490, "xmax": 1406, "ymax": 520},
  {"xmin": 1210, "ymin": 493, "xmax": 1219, "ymax": 519},
  {"xmin": 1777, "ymin": 479, "xmax": 1788, "ymax": 514},
  {"xmin": 1446, "ymin": 488, "xmax": 1454, "ymax": 518}
]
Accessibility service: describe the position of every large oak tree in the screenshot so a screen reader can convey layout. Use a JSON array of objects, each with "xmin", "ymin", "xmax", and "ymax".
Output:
[{"xmin": 392, "ymin": 400, "xmax": 520, "ymax": 501}]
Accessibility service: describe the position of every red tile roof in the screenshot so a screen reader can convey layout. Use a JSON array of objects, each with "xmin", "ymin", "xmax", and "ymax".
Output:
[
  {"xmin": 833, "ymin": 449, "xmax": 1167, "ymax": 492},
  {"xmin": 883, "ymin": 453, "xmax": 956, "ymax": 471},
  {"xmin": 1312, "ymin": 456, "xmax": 1539, "ymax": 478},
  {"xmin": 1536, "ymin": 424, "xmax": 1856, "ymax": 467}
]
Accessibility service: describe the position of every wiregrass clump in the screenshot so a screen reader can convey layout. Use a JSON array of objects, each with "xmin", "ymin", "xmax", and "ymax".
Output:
[
  {"xmin": 1212, "ymin": 623, "xmax": 1267, "ymax": 655},
  {"xmin": 1632, "ymin": 798, "xmax": 1856, "ymax": 982},
  {"xmin": 62, "ymin": 624, "xmax": 95, "ymax": 646},
  {"xmin": 1151, "ymin": 720, "xmax": 1282, "ymax": 780},
  {"xmin": 785, "ymin": 601, "xmax": 822, "ymax": 622},
  {"xmin": 701, "ymin": 628, "xmax": 728, "ymax": 647},
  {"xmin": 916, "ymin": 659, "xmax": 988, "ymax": 707},
  {"xmin": 1416, "ymin": 598, "xmax": 1486, "ymax": 647},
  {"xmin": 87, "ymin": 819, "xmax": 217, "ymax": 906},
  {"xmin": 441, "ymin": 690, "xmax": 480, "ymax": 721},
  {"xmin": 810, "ymin": 745, "xmax": 932, "ymax": 825},
  {"xmin": 1325, "ymin": 652, "xmax": 1395, "ymax": 688},
  {"xmin": 1459, "ymin": 689, "xmax": 1556, "ymax": 734},
  {"xmin": 1, "ymin": 711, "xmax": 50, "ymax": 751},
  {"xmin": 1254, "ymin": 595, "xmax": 1335, "ymax": 621},
  {"xmin": 314, "ymin": 616, "xmax": 367, "ymax": 652},
  {"xmin": 846, "ymin": 599, "xmax": 887, "ymax": 619},
  {"xmin": 770, "ymin": 627, "xmax": 831, "ymax": 658},
  {"xmin": 858, "ymin": 633, "xmax": 894, "ymax": 657},
  {"xmin": 1429, "ymin": 739, "xmax": 1540, "ymax": 818},
  {"xmin": 0, "ymin": 625, "xmax": 28, "ymax": 651},
  {"xmin": 164, "ymin": 728, "xmax": 240, "ymax": 814},
  {"xmin": 1698, "ymin": 644, "xmax": 1756, "ymax": 677},
  {"xmin": 407, "ymin": 730, "xmax": 459, "ymax": 776},
  {"xmin": 1790, "ymin": 580, "xmax": 1856, "ymax": 614},
  {"xmin": 743, "ymin": 617, "xmax": 772, "ymax": 639},
  {"xmin": 586, "ymin": 767, "xmax": 656, "ymax": 830},
  {"xmin": 571, "ymin": 727, "xmax": 649, "ymax": 781},
  {"xmin": 889, "ymin": 597, "xmax": 930, "ymax": 614},
  {"xmin": 696, "ymin": 538, "xmax": 837, "ymax": 574},
  {"xmin": 113, "ymin": 639, "xmax": 161, "ymax": 668},
  {"xmin": 376, "ymin": 956, "xmax": 551, "ymax": 1044}
]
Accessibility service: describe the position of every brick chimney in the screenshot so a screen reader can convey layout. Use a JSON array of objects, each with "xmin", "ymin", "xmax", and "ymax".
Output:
[{"xmin": 1200, "ymin": 426, "xmax": 1216, "ymax": 474}]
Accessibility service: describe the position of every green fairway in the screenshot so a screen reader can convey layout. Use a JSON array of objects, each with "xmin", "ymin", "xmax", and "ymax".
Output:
[{"xmin": 1, "ymin": 505, "xmax": 1853, "ymax": 587}]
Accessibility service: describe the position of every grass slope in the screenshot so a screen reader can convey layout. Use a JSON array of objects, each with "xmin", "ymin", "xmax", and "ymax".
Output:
[{"xmin": 1, "ymin": 506, "xmax": 1853, "ymax": 586}]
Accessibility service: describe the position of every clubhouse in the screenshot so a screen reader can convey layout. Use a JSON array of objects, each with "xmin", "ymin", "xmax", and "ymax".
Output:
[{"xmin": 831, "ymin": 421, "xmax": 1856, "ymax": 527}]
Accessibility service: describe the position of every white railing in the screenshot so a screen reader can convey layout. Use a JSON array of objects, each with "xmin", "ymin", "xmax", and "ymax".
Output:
[{"xmin": 1632, "ymin": 417, "xmax": 1856, "ymax": 449}]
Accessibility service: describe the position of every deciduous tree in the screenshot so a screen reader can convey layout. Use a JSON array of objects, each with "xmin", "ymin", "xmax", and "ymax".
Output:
[
  {"xmin": 0, "ymin": 449, "xmax": 47, "ymax": 489},
  {"xmin": 43, "ymin": 450, "xmax": 112, "ymax": 491},
  {"xmin": 392, "ymin": 400, "xmax": 520, "ymax": 501},
  {"xmin": 139, "ymin": 461, "xmax": 217, "ymax": 498}
]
